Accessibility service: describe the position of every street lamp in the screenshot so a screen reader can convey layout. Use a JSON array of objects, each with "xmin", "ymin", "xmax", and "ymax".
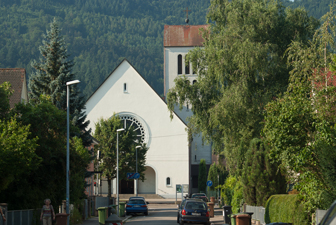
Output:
[
  {"xmin": 135, "ymin": 145, "xmax": 141, "ymax": 197},
  {"xmin": 66, "ymin": 79, "xmax": 80, "ymax": 225},
  {"xmin": 116, "ymin": 128, "xmax": 125, "ymax": 217}
]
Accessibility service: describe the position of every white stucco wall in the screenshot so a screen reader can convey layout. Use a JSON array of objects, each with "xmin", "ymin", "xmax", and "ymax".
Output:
[
  {"xmin": 85, "ymin": 60, "xmax": 189, "ymax": 198},
  {"xmin": 164, "ymin": 46, "xmax": 212, "ymax": 165}
]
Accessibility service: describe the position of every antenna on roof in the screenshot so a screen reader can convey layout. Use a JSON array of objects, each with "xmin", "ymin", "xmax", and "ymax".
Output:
[{"xmin": 184, "ymin": 7, "xmax": 191, "ymax": 24}]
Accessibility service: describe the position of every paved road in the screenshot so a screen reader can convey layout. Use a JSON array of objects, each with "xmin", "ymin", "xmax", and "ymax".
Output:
[{"xmin": 125, "ymin": 204, "xmax": 225, "ymax": 225}]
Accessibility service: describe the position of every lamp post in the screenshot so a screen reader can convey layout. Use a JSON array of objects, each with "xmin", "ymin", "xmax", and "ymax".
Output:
[
  {"xmin": 66, "ymin": 80, "xmax": 80, "ymax": 225},
  {"xmin": 135, "ymin": 145, "xmax": 141, "ymax": 197},
  {"xmin": 217, "ymin": 174, "xmax": 220, "ymax": 203},
  {"xmin": 116, "ymin": 128, "xmax": 125, "ymax": 217}
]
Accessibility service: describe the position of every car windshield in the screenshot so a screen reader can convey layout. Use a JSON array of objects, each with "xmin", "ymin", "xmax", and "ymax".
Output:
[
  {"xmin": 185, "ymin": 202, "xmax": 206, "ymax": 210},
  {"xmin": 129, "ymin": 200, "xmax": 145, "ymax": 205}
]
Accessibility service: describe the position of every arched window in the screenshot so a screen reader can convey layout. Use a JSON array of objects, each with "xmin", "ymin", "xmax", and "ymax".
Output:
[
  {"xmin": 193, "ymin": 80, "xmax": 197, "ymax": 84},
  {"xmin": 185, "ymin": 60, "xmax": 190, "ymax": 74},
  {"xmin": 178, "ymin": 54, "xmax": 182, "ymax": 74},
  {"xmin": 166, "ymin": 177, "xmax": 171, "ymax": 186}
]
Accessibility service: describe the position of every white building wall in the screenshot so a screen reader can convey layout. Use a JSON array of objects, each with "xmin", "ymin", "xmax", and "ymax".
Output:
[
  {"xmin": 85, "ymin": 60, "xmax": 189, "ymax": 198},
  {"xmin": 164, "ymin": 46, "xmax": 212, "ymax": 165}
]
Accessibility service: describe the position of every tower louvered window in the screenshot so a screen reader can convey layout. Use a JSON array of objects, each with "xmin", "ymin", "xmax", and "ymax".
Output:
[
  {"xmin": 178, "ymin": 54, "xmax": 182, "ymax": 74},
  {"xmin": 185, "ymin": 60, "xmax": 190, "ymax": 74}
]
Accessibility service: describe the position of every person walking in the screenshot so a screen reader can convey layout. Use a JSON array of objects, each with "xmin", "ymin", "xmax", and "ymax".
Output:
[
  {"xmin": 40, "ymin": 199, "xmax": 55, "ymax": 225},
  {"xmin": 0, "ymin": 206, "xmax": 6, "ymax": 222}
]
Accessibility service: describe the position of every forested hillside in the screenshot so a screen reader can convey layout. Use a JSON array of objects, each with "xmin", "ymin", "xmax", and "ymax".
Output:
[
  {"xmin": 0, "ymin": 0, "xmax": 210, "ymax": 97},
  {"xmin": 283, "ymin": 0, "xmax": 332, "ymax": 19},
  {"xmin": 0, "ymin": 0, "xmax": 333, "ymax": 97}
]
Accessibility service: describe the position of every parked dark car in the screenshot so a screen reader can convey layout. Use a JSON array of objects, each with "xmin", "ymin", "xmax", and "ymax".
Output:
[
  {"xmin": 190, "ymin": 193, "xmax": 209, "ymax": 202},
  {"xmin": 177, "ymin": 198, "xmax": 210, "ymax": 225},
  {"xmin": 125, "ymin": 198, "xmax": 149, "ymax": 216},
  {"xmin": 319, "ymin": 200, "xmax": 336, "ymax": 225}
]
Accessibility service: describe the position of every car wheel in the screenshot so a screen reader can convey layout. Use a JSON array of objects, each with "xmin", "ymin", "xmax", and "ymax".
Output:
[
  {"xmin": 179, "ymin": 220, "xmax": 184, "ymax": 225},
  {"xmin": 144, "ymin": 211, "xmax": 148, "ymax": 216}
]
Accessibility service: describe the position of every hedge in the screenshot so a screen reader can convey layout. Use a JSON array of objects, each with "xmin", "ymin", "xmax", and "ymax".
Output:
[{"xmin": 265, "ymin": 194, "xmax": 310, "ymax": 225}]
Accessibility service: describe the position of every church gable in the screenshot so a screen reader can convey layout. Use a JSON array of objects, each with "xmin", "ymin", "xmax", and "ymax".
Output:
[{"xmin": 85, "ymin": 59, "xmax": 187, "ymax": 134}]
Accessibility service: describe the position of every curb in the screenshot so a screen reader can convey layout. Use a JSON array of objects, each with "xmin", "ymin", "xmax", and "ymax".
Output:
[{"xmin": 122, "ymin": 215, "xmax": 132, "ymax": 223}]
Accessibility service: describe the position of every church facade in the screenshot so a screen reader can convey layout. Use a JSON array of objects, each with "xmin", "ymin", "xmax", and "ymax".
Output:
[{"xmin": 84, "ymin": 24, "xmax": 212, "ymax": 198}]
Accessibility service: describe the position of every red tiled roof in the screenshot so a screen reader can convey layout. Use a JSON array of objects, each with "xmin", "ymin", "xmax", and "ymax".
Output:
[
  {"xmin": 0, "ymin": 68, "xmax": 26, "ymax": 108},
  {"xmin": 164, "ymin": 25, "xmax": 209, "ymax": 47}
]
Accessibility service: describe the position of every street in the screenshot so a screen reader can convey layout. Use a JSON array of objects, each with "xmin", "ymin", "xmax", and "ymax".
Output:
[{"xmin": 125, "ymin": 204, "xmax": 224, "ymax": 225}]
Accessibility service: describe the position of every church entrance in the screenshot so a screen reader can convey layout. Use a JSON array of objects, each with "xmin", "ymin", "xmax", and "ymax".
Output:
[
  {"xmin": 120, "ymin": 179, "xmax": 134, "ymax": 194},
  {"xmin": 138, "ymin": 166, "xmax": 156, "ymax": 194}
]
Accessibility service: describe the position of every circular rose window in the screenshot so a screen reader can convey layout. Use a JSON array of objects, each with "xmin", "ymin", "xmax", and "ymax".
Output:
[{"xmin": 118, "ymin": 113, "xmax": 148, "ymax": 144}]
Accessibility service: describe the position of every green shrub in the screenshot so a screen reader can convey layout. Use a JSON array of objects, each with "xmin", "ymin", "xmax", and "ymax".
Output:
[
  {"xmin": 219, "ymin": 176, "xmax": 237, "ymax": 206},
  {"xmin": 207, "ymin": 163, "xmax": 219, "ymax": 191},
  {"xmin": 70, "ymin": 206, "xmax": 83, "ymax": 225},
  {"xmin": 231, "ymin": 180, "xmax": 244, "ymax": 213},
  {"xmin": 265, "ymin": 194, "xmax": 310, "ymax": 225},
  {"xmin": 242, "ymin": 138, "xmax": 287, "ymax": 206}
]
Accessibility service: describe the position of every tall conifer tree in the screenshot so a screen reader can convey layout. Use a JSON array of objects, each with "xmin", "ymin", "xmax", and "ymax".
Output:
[
  {"xmin": 198, "ymin": 159, "xmax": 207, "ymax": 193},
  {"xmin": 29, "ymin": 18, "xmax": 91, "ymax": 146}
]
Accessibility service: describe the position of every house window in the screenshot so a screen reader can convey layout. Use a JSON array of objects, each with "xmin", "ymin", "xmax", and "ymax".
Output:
[
  {"xmin": 124, "ymin": 83, "xmax": 127, "ymax": 92},
  {"xmin": 178, "ymin": 54, "xmax": 182, "ymax": 74},
  {"xmin": 166, "ymin": 177, "xmax": 171, "ymax": 186}
]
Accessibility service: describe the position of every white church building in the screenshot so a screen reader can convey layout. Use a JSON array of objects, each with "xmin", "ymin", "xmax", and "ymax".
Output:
[{"xmin": 84, "ymin": 24, "xmax": 212, "ymax": 198}]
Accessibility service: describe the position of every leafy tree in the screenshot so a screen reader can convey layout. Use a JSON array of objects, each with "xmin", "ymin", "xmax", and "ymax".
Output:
[
  {"xmin": 263, "ymin": 6, "xmax": 336, "ymax": 211},
  {"xmin": 198, "ymin": 159, "xmax": 207, "ymax": 193},
  {"xmin": 94, "ymin": 115, "xmax": 148, "ymax": 198},
  {"xmin": 241, "ymin": 138, "xmax": 286, "ymax": 206},
  {"xmin": 0, "ymin": 82, "xmax": 13, "ymax": 120},
  {"xmin": 0, "ymin": 96, "xmax": 90, "ymax": 209},
  {"xmin": 0, "ymin": 118, "xmax": 40, "ymax": 192},
  {"xmin": 0, "ymin": 82, "xmax": 40, "ymax": 192},
  {"xmin": 28, "ymin": 18, "xmax": 91, "ymax": 146},
  {"xmin": 167, "ymin": 0, "xmax": 319, "ymax": 175}
]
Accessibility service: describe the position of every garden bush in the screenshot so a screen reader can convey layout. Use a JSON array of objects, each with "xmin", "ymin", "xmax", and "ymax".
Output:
[
  {"xmin": 231, "ymin": 180, "xmax": 244, "ymax": 213},
  {"xmin": 219, "ymin": 176, "xmax": 237, "ymax": 206},
  {"xmin": 265, "ymin": 194, "xmax": 310, "ymax": 225}
]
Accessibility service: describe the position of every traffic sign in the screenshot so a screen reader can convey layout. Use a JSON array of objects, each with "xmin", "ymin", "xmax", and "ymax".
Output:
[
  {"xmin": 206, "ymin": 180, "xmax": 213, "ymax": 187},
  {"xmin": 127, "ymin": 172, "xmax": 140, "ymax": 179}
]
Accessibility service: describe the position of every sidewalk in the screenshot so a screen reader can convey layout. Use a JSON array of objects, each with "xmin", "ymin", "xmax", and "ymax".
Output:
[
  {"xmin": 79, "ymin": 214, "xmax": 131, "ymax": 225},
  {"xmin": 210, "ymin": 205, "xmax": 226, "ymax": 225}
]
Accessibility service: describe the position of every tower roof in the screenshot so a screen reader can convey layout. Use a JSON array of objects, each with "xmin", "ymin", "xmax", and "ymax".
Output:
[{"xmin": 163, "ymin": 25, "xmax": 209, "ymax": 47}]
